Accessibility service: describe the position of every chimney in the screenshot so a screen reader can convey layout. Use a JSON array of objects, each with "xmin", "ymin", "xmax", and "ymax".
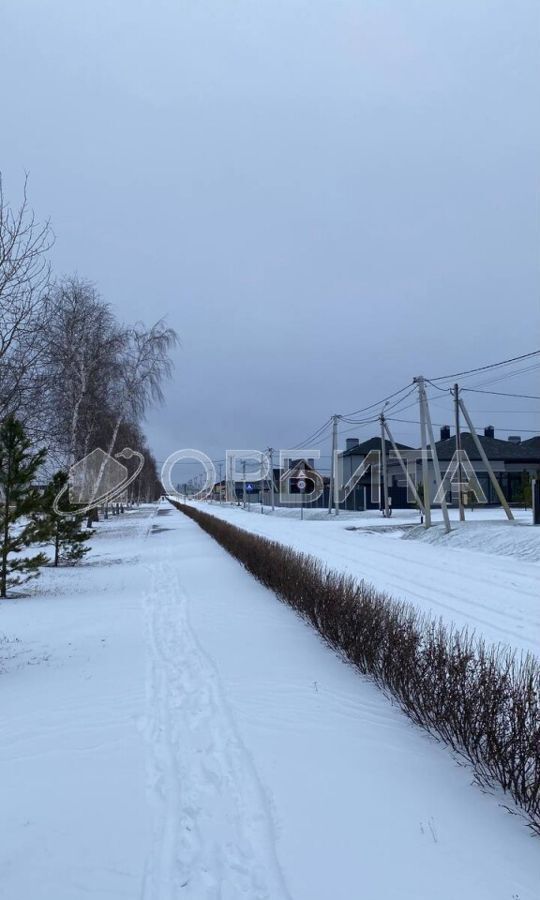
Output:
[
  {"xmin": 508, "ymin": 435, "xmax": 521, "ymax": 444},
  {"xmin": 484, "ymin": 425, "xmax": 495, "ymax": 439},
  {"xmin": 346, "ymin": 438, "xmax": 359, "ymax": 450},
  {"xmin": 440, "ymin": 425, "xmax": 451, "ymax": 441}
]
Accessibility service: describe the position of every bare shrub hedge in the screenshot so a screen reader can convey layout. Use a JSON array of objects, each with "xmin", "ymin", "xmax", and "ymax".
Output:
[{"xmin": 173, "ymin": 501, "xmax": 540, "ymax": 832}]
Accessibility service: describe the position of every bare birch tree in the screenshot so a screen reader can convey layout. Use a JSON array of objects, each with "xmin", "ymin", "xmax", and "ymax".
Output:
[
  {"xmin": 0, "ymin": 174, "xmax": 53, "ymax": 425},
  {"xmin": 104, "ymin": 320, "xmax": 178, "ymax": 458},
  {"xmin": 43, "ymin": 278, "xmax": 124, "ymax": 464},
  {"xmin": 43, "ymin": 283, "xmax": 177, "ymax": 479}
]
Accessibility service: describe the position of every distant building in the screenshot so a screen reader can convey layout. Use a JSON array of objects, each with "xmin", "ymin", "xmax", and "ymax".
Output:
[
  {"xmin": 421, "ymin": 426, "xmax": 540, "ymax": 505},
  {"xmin": 340, "ymin": 427, "xmax": 540, "ymax": 508},
  {"xmin": 339, "ymin": 436, "xmax": 414, "ymax": 509},
  {"xmin": 215, "ymin": 459, "xmax": 330, "ymax": 507}
]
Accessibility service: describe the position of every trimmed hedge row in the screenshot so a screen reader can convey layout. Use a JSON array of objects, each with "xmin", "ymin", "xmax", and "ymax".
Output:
[{"xmin": 172, "ymin": 501, "xmax": 540, "ymax": 832}]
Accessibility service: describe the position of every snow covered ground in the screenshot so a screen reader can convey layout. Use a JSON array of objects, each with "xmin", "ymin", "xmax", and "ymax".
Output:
[
  {"xmin": 191, "ymin": 501, "xmax": 540, "ymax": 657},
  {"xmin": 0, "ymin": 503, "xmax": 538, "ymax": 899}
]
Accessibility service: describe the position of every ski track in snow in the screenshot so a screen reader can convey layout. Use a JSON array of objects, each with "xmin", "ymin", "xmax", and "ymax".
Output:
[
  {"xmin": 141, "ymin": 554, "xmax": 291, "ymax": 900},
  {"xmin": 2, "ymin": 503, "xmax": 539, "ymax": 899}
]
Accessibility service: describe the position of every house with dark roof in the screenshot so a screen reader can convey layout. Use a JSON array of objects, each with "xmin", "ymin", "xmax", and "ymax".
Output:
[
  {"xmin": 339, "ymin": 436, "xmax": 414, "ymax": 510},
  {"xmin": 521, "ymin": 435, "xmax": 540, "ymax": 453},
  {"xmin": 423, "ymin": 426, "xmax": 540, "ymax": 504},
  {"xmin": 339, "ymin": 427, "xmax": 540, "ymax": 508},
  {"xmin": 215, "ymin": 458, "xmax": 331, "ymax": 507}
]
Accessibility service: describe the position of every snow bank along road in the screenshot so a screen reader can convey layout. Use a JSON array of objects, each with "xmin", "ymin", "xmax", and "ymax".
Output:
[
  {"xmin": 0, "ymin": 503, "xmax": 538, "ymax": 899},
  {"xmin": 187, "ymin": 502, "xmax": 540, "ymax": 657}
]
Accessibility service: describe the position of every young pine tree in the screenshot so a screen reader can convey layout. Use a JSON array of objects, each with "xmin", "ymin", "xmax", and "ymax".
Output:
[
  {"xmin": 40, "ymin": 471, "xmax": 92, "ymax": 566},
  {"xmin": 519, "ymin": 471, "xmax": 532, "ymax": 509},
  {"xmin": 0, "ymin": 417, "xmax": 48, "ymax": 598}
]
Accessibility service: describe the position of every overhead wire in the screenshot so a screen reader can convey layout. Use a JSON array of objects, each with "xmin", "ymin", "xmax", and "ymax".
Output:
[
  {"xmin": 429, "ymin": 349, "xmax": 540, "ymax": 382},
  {"xmin": 284, "ymin": 352, "xmax": 540, "ymax": 459},
  {"xmin": 340, "ymin": 385, "xmax": 418, "ymax": 424},
  {"xmin": 287, "ymin": 416, "xmax": 333, "ymax": 451},
  {"xmin": 462, "ymin": 388, "xmax": 540, "ymax": 400},
  {"xmin": 339, "ymin": 382, "xmax": 414, "ymax": 418},
  {"xmin": 463, "ymin": 362, "xmax": 540, "ymax": 390}
]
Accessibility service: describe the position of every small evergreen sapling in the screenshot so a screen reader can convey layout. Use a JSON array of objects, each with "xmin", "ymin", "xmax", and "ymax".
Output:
[
  {"xmin": 0, "ymin": 417, "xmax": 48, "ymax": 598},
  {"xmin": 519, "ymin": 471, "xmax": 532, "ymax": 509},
  {"xmin": 41, "ymin": 471, "xmax": 93, "ymax": 566}
]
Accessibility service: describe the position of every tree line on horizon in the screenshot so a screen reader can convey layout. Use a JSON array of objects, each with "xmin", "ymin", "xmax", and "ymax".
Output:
[{"xmin": 0, "ymin": 173, "xmax": 179, "ymax": 595}]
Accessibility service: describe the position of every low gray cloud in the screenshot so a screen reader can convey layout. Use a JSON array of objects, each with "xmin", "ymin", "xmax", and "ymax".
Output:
[{"xmin": 2, "ymin": 0, "xmax": 539, "ymax": 474}]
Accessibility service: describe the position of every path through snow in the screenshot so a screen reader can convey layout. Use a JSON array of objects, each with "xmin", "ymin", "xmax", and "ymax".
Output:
[
  {"xmin": 142, "ymin": 553, "xmax": 290, "ymax": 899},
  {"xmin": 0, "ymin": 502, "xmax": 538, "ymax": 899}
]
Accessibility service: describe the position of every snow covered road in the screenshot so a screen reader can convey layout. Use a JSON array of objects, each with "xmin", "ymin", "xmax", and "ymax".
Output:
[
  {"xmin": 0, "ymin": 503, "xmax": 538, "ymax": 899},
  {"xmin": 187, "ymin": 502, "xmax": 540, "ymax": 657}
]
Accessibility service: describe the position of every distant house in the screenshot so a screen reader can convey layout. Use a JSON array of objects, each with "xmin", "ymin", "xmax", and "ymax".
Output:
[
  {"xmin": 339, "ymin": 436, "xmax": 414, "ymax": 510},
  {"xmin": 341, "ymin": 427, "xmax": 540, "ymax": 508},
  {"xmin": 422, "ymin": 426, "xmax": 540, "ymax": 505},
  {"xmin": 521, "ymin": 435, "xmax": 540, "ymax": 453},
  {"xmin": 214, "ymin": 429, "xmax": 540, "ymax": 510},
  {"xmin": 215, "ymin": 458, "xmax": 330, "ymax": 507}
]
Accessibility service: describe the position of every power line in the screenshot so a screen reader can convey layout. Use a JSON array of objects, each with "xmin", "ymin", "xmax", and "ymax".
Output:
[
  {"xmin": 383, "ymin": 386, "xmax": 422, "ymax": 415},
  {"xmin": 339, "ymin": 382, "xmax": 414, "ymax": 418},
  {"xmin": 462, "ymin": 388, "xmax": 540, "ymax": 400},
  {"xmin": 465, "ymin": 361, "xmax": 540, "ymax": 390},
  {"xmin": 340, "ymin": 385, "xmax": 419, "ymax": 424},
  {"xmin": 339, "ymin": 414, "xmax": 379, "ymax": 425},
  {"xmin": 287, "ymin": 417, "xmax": 333, "ymax": 451},
  {"xmin": 271, "ymin": 353, "xmax": 540, "ymax": 464},
  {"xmin": 339, "ymin": 420, "xmax": 379, "ymax": 436},
  {"xmin": 425, "ymin": 379, "xmax": 451, "ymax": 393},
  {"xmin": 429, "ymin": 349, "xmax": 540, "ymax": 382}
]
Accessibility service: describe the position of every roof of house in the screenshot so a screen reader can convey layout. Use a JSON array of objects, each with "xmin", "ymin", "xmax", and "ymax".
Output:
[
  {"xmin": 340, "ymin": 436, "xmax": 413, "ymax": 457},
  {"xmin": 281, "ymin": 460, "xmax": 330, "ymax": 483},
  {"xmin": 340, "ymin": 433, "xmax": 540, "ymax": 463},
  {"xmin": 521, "ymin": 435, "xmax": 540, "ymax": 452},
  {"xmin": 432, "ymin": 433, "xmax": 540, "ymax": 462},
  {"xmin": 287, "ymin": 458, "xmax": 318, "ymax": 471},
  {"xmin": 226, "ymin": 463, "xmax": 331, "ymax": 485}
]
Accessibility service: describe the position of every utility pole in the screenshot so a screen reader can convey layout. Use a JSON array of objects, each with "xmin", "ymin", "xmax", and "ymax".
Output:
[
  {"xmin": 242, "ymin": 460, "xmax": 247, "ymax": 508},
  {"xmin": 229, "ymin": 455, "xmax": 237, "ymax": 505},
  {"xmin": 328, "ymin": 416, "xmax": 337, "ymax": 514},
  {"xmin": 260, "ymin": 453, "xmax": 265, "ymax": 513},
  {"xmin": 415, "ymin": 377, "xmax": 432, "ymax": 529},
  {"xmin": 458, "ymin": 397, "xmax": 515, "ymax": 521},
  {"xmin": 218, "ymin": 462, "xmax": 223, "ymax": 505},
  {"xmin": 380, "ymin": 413, "xmax": 390, "ymax": 517},
  {"xmin": 417, "ymin": 376, "xmax": 451, "ymax": 533},
  {"xmin": 328, "ymin": 414, "xmax": 339, "ymax": 515},
  {"xmin": 268, "ymin": 448, "xmax": 275, "ymax": 511},
  {"xmin": 383, "ymin": 418, "xmax": 425, "ymax": 513},
  {"xmin": 453, "ymin": 384, "xmax": 465, "ymax": 522}
]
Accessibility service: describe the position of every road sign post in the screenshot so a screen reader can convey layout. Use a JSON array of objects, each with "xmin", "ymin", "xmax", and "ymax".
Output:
[{"xmin": 297, "ymin": 477, "xmax": 306, "ymax": 520}]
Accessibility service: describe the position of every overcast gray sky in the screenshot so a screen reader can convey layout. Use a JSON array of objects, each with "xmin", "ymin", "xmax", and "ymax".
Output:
[{"xmin": 2, "ymin": 0, "xmax": 539, "ymax": 476}]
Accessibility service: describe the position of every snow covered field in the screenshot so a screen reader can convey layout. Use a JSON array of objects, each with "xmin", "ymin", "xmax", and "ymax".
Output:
[
  {"xmin": 0, "ymin": 503, "xmax": 538, "ymax": 899},
  {"xmin": 191, "ymin": 501, "xmax": 540, "ymax": 657}
]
